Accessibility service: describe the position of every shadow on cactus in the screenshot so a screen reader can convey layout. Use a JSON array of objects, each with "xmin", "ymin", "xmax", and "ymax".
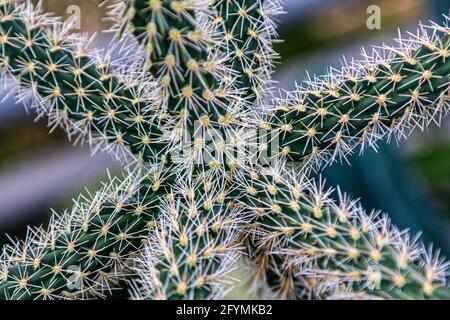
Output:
[{"xmin": 0, "ymin": 0, "xmax": 449, "ymax": 300}]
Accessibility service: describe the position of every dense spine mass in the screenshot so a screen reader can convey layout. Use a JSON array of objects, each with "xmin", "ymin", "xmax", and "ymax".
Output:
[
  {"xmin": 0, "ymin": 1, "xmax": 170, "ymax": 165},
  {"xmin": 270, "ymin": 27, "xmax": 450, "ymax": 167},
  {"xmin": 236, "ymin": 168, "xmax": 450, "ymax": 299},
  {"xmin": 0, "ymin": 167, "xmax": 172, "ymax": 299},
  {"xmin": 0, "ymin": 0, "xmax": 449, "ymax": 300}
]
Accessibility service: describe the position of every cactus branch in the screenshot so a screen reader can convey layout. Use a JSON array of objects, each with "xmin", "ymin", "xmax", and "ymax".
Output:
[
  {"xmin": 0, "ymin": 166, "xmax": 174, "ymax": 299},
  {"xmin": 236, "ymin": 167, "xmax": 450, "ymax": 299},
  {"xmin": 130, "ymin": 175, "xmax": 245, "ymax": 300},
  {"xmin": 0, "ymin": 0, "xmax": 170, "ymax": 165},
  {"xmin": 267, "ymin": 20, "xmax": 450, "ymax": 169},
  {"xmin": 0, "ymin": 1, "xmax": 449, "ymax": 300}
]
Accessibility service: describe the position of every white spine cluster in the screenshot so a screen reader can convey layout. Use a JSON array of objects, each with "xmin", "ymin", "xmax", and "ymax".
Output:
[
  {"xmin": 237, "ymin": 167, "xmax": 450, "ymax": 299},
  {"xmin": 265, "ymin": 18, "xmax": 450, "ymax": 170}
]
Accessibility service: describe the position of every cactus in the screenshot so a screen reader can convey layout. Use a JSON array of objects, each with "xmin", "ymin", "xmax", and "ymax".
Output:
[
  {"xmin": 111, "ymin": 0, "xmax": 280, "ymax": 117},
  {"xmin": 0, "ymin": 167, "xmax": 169, "ymax": 299},
  {"xmin": 236, "ymin": 167, "xmax": 450, "ymax": 299},
  {"xmin": 130, "ymin": 175, "xmax": 245, "ymax": 300},
  {"xmin": 0, "ymin": 0, "xmax": 173, "ymax": 166},
  {"xmin": 0, "ymin": 0, "xmax": 449, "ymax": 300}
]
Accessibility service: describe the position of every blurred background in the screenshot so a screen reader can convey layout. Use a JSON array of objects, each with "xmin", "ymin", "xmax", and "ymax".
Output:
[{"xmin": 0, "ymin": 0, "xmax": 449, "ymax": 296}]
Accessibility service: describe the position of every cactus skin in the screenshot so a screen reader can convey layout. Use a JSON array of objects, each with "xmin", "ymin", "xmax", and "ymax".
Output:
[
  {"xmin": 0, "ymin": 167, "xmax": 174, "ymax": 299},
  {"xmin": 115, "ymin": 0, "xmax": 244, "ymax": 124},
  {"xmin": 114, "ymin": 0, "xmax": 280, "ymax": 120},
  {"xmin": 268, "ymin": 24, "xmax": 450, "ymax": 168},
  {"xmin": 130, "ymin": 175, "xmax": 244, "ymax": 300},
  {"xmin": 0, "ymin": 1, "xmax": 171, "ymax": 166},
  {"xmin": 0, "ymin": 1, "xmax": 449, "ymax": 300},
  {"xmin": 236, "ymin": 168, "xmax": 450, "ymax": 299}
]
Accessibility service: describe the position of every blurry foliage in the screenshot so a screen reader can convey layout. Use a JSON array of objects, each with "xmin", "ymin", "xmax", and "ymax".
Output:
[{"xmin": 410, "ymin": 143, "xmax": 450, "ymax": 214}]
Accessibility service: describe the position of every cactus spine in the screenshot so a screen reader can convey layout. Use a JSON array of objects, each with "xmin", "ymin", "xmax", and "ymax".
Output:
[
  {"xmin": 0, "ymin": 0, "xmax": 449, "ymax": 300},
  {"xmin": 0, "ymin": 167, "xmax": 170, "ymax": 299},
  {"xmin": 236, "ymin": 168, "xmax": 450, "ymax": 299}
]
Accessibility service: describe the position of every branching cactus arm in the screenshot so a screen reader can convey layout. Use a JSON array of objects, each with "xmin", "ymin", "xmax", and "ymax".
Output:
[
  {"xmin": 130, "ymin": 175, "xmax": 245, "ymax": 300},
  {"xmin": 0, "ymin": 0, "xmax": 449, "ymax": 301},
  {"xmin": 0, "ymin": 1, "xmax": 245, "ymax": 300},
  {"xmin": 109, "ymin": 0, "xmax": 281, "ymax": 124},
  {"xmin": 236, "ymin": 168, "xmax": 450, "ymax": 299},
  {"xmin": 269, "ymin": 20, "xmax": 450, "ymax": 168},
  {"xmin": 110, "ymin": 0, "xmax": 244, "ymax": 124},
  {"xmin": 0, "ymin": 1, "xmax": 170, "ymax": 165},
  {"xmin": 0, "ymin": 167, "xmax": 173, "ymax": 300}
]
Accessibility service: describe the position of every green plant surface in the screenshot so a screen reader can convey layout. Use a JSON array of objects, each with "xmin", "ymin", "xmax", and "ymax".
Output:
[
  {"xmin": 0, "ymin": 167, "xmax": 168, "ymax": 299},
  {"xmin": 236, "ymin": 168, "xmax": 450, "ymax": 299},
  {"xmin": 0, "ymin": 0, "xmax": 449, "ymax": 300}
]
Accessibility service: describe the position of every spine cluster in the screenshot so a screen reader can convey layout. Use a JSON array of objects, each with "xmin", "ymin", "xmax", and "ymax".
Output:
[
  {"xmin": 0, "ymin": 0, "xmax": 448, "ymax": 300},
  {"xmin": 268, "ymin": 25, "xmax": 450, "ymax": 168}
]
